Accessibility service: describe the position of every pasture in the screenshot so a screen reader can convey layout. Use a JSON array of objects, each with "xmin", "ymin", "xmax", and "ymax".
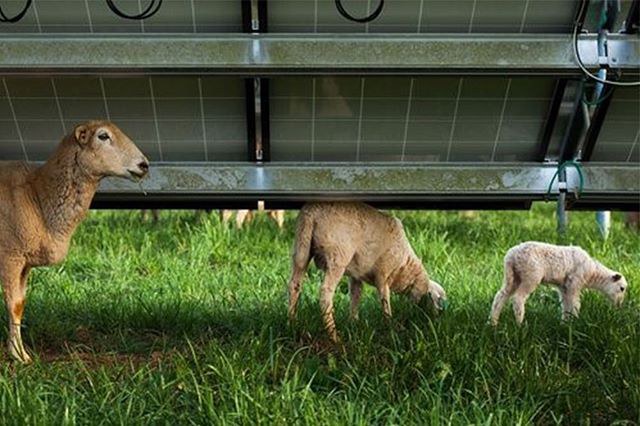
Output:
[{"xmin": 1, "ymin": 204, "xmax": 638, "ymax": 424}]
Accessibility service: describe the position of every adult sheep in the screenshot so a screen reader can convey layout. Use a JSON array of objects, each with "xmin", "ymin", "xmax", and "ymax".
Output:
[
  {"xmin": 287, "ymin": 202, "xmax": 447, "ymax": 343},
  {"xmin": 0, "ymin": 121, "xmax": 149, "ymax": 363}
]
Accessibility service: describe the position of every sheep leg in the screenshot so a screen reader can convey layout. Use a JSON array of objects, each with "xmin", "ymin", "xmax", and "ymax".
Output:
[
  {"xmin": 220, "ymin": 210, "xmax": 233, "ymax": 225},
  {"xmin": 561, "ymin": 282, "xmax": 581, "ymax": 320},
  {"xmin": 490, "ymin": 288, "xmax": 513, "ymax": 326},
  {"xmin": 511, "ymin": 287, "xmax": 533, "ymax": 325},
  {"xmin": 287, "ymin": 262, "xmax": 308, "ymax": 321},
  {"xmin": 1, "ymin": 260, "xmax": 31, "ymax": 363},
  {"xmin": 319, "ymin": 266, "xmax": 346, "ymax": 343},
  {"xmin": 270, "ymin": 210, "xmax": 285, "ymax": 229},
  {"xmin": 349, "ymin": 278, "xmax": 363, "ymax": 320},
  {"xmin": 490, "ymin": 263, "xmax": 518, "ymax": 326},
  {"xmin": 235, "ymin": 210, "xmax": 251, "ymax": 229},
  {"xmin": 378, "ymin": 284, "xmax": 392, "ymax": 318}
]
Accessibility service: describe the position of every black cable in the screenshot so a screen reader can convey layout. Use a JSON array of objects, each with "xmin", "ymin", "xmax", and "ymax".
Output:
[
  {"xmin": 335, "ymin": 0, "xmax": 383, "ymax": 23},
  {"xmin": 106, "ymin": 0, "xmax": 162, "ymax": 20},
  {"xmin": 572, "ymin": 0, "xmax": 640, "ymax": 87},
  {"xmin": 0, "ymin": 0, "xmax": 32, "ymax": 23}
]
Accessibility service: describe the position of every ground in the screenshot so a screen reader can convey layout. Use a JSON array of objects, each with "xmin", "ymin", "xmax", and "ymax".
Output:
[{"xmin": 0, "ymin": 204, "xmax": 638, "ymax": 424}]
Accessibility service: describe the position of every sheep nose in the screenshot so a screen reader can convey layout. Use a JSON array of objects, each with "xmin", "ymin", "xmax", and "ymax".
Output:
[{"xmin": 138, "ymin": 160, "xmax": 149, "ymax": 175}]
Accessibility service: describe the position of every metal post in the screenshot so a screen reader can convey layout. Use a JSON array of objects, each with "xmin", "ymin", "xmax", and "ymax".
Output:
[{"xmin": 557, "ymin": 167, "xmax": 568, "ymax": 235}]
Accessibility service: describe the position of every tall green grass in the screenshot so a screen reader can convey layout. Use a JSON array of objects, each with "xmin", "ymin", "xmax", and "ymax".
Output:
[{"xmin": 0, "ymin": 204, "xmax": 638, "ymax": 424}]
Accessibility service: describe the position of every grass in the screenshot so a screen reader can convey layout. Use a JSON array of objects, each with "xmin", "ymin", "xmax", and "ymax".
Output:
[{"xmin": 1, "ymin": 203, "xmax": 638, "ymax": 425}]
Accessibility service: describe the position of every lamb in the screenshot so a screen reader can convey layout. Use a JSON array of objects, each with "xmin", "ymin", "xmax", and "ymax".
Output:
[
  {"xmin": 490, "ymin": 241, "xmax": 628, "ymax": 325},
  {"xmin": 287, "ymin": 202, "xmax": 446, "ymax": 342},
  {"xmin": 0, "ymin": 121, "xmax": 149, "ymax": 363}
]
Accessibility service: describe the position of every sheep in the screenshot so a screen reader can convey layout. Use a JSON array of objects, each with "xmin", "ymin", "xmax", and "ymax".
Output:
[
  {"xmin": 0, "ymin": 120, "xmax": 149, "ymax": 363},
  {"xmin": 221, "ymin": 201, "xmax": 285, "ymax": 229},
  {"xmin": 490, "ymin": 241, "xmax": 628, "ymax": 325},
  {"xmin": 287, "ymin": 202, "xmax": 446, "ymax": 342}
]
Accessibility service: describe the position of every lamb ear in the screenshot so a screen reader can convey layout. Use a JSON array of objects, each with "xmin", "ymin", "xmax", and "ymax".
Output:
[
  {"xmin": 612, "ymin": 273, "xmax": 622, "ymax": 282},
  {"xmin": 74, "ymin": 124, "xmax": 91, "ymax": 145}
]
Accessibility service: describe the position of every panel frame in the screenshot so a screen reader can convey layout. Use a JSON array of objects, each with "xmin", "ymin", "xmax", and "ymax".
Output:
[
  {"xmin": 0, "ymin": 34, "xmax": 638, "ymax": 75},
  {"xmin": 57, "ymin": 161, "xmax": 640, "ymax": 210}
]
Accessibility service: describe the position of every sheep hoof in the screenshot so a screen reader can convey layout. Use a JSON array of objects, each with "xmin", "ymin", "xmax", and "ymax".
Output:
[{"xmin": 8, "ymin": 343, "xmax": 32, "ymax": 364}]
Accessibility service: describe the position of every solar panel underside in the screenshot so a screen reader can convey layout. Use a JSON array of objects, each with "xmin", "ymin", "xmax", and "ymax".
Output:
[
  {"xmin": 270, "ymin": 76, "xmax": 555, "ymax": 162},
  {"xmin": 590, "ymin": 87, "xmax": 640, "ymax": 163},
  {"xmin": 0, "ymin": 0, "xmax": 241, "ymax": 33},
  {"xmin": 0, "ymin": 75, "xmax": 560, "ymax": 163},
  {"xmin": 0, "ymin": 76, "xmax": 248, "ymax": 161},
  {"xmin": 0, "ymin": 0, "xmax": 633, "ymax": 34}
]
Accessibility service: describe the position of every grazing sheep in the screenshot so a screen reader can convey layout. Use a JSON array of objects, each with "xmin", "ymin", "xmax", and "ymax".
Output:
[
  {"xmin": 221, "ymin": 201, "xmax": 285, "ymax": 229},
  {"xmin": 490, "ymin": 241, "xmax": 628, "ymax": 325},
  {"xmin": 287, "ymin": 202, "xmax": 446, "ymax": 342},
  {"xmin": 0, "ymin": 121, "xmax": 149, "ymax": 363}
]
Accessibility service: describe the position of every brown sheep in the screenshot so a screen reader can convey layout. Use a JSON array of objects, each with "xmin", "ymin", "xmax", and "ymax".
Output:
[
  {"xmin": 287, "ymin": 202, "xmax": 446, "ymax": 342},
  {"xmin": 490, "ymin": 241, "xmax": 629, "ymax": 325},
  {"xmin": 0, "ymin": 121, "xmax": 149, "ymax": 363}
]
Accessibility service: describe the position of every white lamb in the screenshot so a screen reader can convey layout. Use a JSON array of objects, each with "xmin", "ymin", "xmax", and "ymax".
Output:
[{"xmin": 490, "ymin": 241, "xmax": 628, "ymax": 325}]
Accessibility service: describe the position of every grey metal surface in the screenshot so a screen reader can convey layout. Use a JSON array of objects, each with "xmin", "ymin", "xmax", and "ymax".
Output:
[
  {"xmin": 0, "ymin": 34, "xmax": 637, "ymax": 74},
  {"xmin": 83, "ymin": 162, "xmax": 640, "ymax": 200}
]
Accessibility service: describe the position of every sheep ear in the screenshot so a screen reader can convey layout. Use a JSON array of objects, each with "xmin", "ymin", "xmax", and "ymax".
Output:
[
  {"xmin": 612, "ymin": 273, "xmax": 622, "ymax": 282},
  {"xmin": 74, "ymin": 125, "xmax": 91, "ymax": 145}
]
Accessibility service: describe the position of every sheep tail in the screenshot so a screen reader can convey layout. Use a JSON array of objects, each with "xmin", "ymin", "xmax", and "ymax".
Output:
[{"xmin": 292, "ymin": 209, "xmax": 314, "ymax": 268}]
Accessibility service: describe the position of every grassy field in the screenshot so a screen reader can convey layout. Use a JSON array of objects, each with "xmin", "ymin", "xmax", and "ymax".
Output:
[{"xmin": 0, "ymin": 204, "xmax": 638, "ymax": 424}]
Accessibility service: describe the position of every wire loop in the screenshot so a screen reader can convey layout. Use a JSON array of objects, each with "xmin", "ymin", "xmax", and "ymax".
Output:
[
  {"xmin": 0, "ymin": 0, "xmax": 32, "ymax": 23},
  {"xmin": 106, "ymin": 0, "xmax": 163, "ymax": 20},
  {"xmin": 545, "ymin": 160, "xmax": 585, "ymax": 200},
  {"xmin": 335, "ymin": 0, "xmax": 384, "ymax": 23}
]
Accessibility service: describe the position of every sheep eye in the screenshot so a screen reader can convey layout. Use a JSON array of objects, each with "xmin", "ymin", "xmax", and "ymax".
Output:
[
  {"xmin": 98, "ymin": 133, "xmax": 110, "ymax": 141},
  {"xmin": 620, "ymin": 286, "xmax": 625, "ymax": 292}
]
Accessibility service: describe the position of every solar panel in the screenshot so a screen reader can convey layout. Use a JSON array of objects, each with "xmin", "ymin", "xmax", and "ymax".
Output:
[
  {"xmin": 0, "ymin": 0, "xmax": 241, "ymax": 34},
  {"xmin": 589, "ymin": 87, "xmax": 640, "ymax": 163},
  {"xmin": 0, "ymin": 76, "xmax": 247, "ymax": 162},
  {"xmin": 2, "ymin": 0, "xmax": 619, "ymax": 35},
  {"xmin": 269, "ymin": 0, "xmax": 580, "ymax": 33},
  {"xmin": 270, "ymin": 76, "xmax": 555, "ymax": 162}
]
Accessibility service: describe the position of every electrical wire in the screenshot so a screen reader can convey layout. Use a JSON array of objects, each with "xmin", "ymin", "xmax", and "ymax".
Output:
[
  {"xmin": 546, "ymin": 160, "xmax": 585, "ymax": 200},
  {"xmin": 0, "ymin": 0, "xmax": 32, "ymax": 23},
  {"xmin": 335, "ymin": 0, "xmax": 384, "ymax": 23},
  {"xmin": 582, "ymin": 77, "xmax": 616, "ymax": 105},
  {"xmin": 106, "ymin": 0, "xmax": 162, "ymax": 20},
  {"xmin": 573, "ymin": 0, "xmax": 640, "ymax": 87}
]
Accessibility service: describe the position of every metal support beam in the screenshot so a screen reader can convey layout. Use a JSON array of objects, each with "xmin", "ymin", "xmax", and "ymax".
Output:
[
  {"xmin": 559, "ymin": 80, "xmax": 587, "ymax": 162},
  {"xmin": 61, "ymin": 162, "xmax": 640, "ymax": 210},
  {"xmin": 0, "ymin": 34, "xmax": 638, "ymax": 75},
  {"xmin": 243, "ymin": 0, "xmax": 270, "ymax": 163},
  {"xmin": 538, "ymin": 79, "xmax": 569, "ymax": 161}
]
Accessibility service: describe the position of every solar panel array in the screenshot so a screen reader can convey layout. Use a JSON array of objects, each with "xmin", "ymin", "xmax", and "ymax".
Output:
[
  {"xmin": 0, "ymin": 0, "xmax": 633, "ymax": 34},
  {"xmin": 0, "ymin": 0, "xmax": 241, "ymax": 33},
  {"xmin": 0, "ymin": 0, "xmax": 638, "ymax": 168}
]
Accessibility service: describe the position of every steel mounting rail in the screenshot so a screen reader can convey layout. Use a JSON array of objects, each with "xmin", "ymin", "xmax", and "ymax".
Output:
[{"xmin": 0, "ymin": 34, "xmax": 638, "ymax": 75}]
